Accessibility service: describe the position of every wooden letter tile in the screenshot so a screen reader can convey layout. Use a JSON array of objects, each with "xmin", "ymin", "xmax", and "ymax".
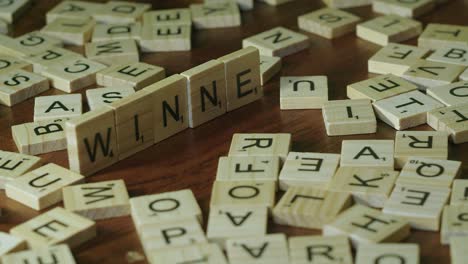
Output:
[
  {"xmin": 148, "ymin": 243, "xmax": 228, "ymax": 264},
  {"xmin": 25, "ymin": 47, "xmax": 83, "ymax": 74},
  {"xmin": 397, "ymin": 158, "xmax": 461, "ymax": 187},
  {"xmin": 0, "ymin": 69, "xmax": 49, "ymax": 107},
  {"xmin": 298, "ymin": 8, "xmax": 361, "ymax": 39},
  {"xmin": 228, "ymin": 133, "xmax": 291, "ymax": 161},
  {"xmin": 273, "ymin": 186, "xmax": 352, "ymax": 229},
  {"xmin": 0, "ymin": 150, "xmax": 41, "ymax": 189},
  {"xmin": 210, "ymin": 181, "xmax": 276, "ymax": 209},
  {"xmin": 0, "ymin": 232, "xmax": 26, "ymax": 256},
  {"xmin": 33, "ymin": 94, "xmax": 82, "ymax": 122},
  {"xmin": 347, "ymin": 74, "xmax": 418, "ymax": 101},
  {"xmin": 427, "ymin": 81, "xmax": 468, "ymax": 107},
  {"xmin": 289, "ymin": 235, "xmax": 353, "ymax": 264},
  {"xmin": 92, "ymin": 22, "xmax": 141, "ymax": 42},
  {"xmin": 394, "ymin": 131, "xmax": 448, "ymax": 168},
  {"xmin": 0, "ymin": 32, "xmax": 62, "ymax": 57},
  {"xmin": 441, "ymin": 205, "xmax": 468, "ymax": 244},
  {"xmin": 142, "ymin": 8, "xmax": 192, "ymax": 26},
  {"xmin": 0, "ymin": 55, "xmax": 32, "ymax": 74},
  {"xmin": 402, "ymin": 59, "xmax": 465, "ymax": 90},
  {"xmin": 243, "ymin": 26, "xmax": 309, "ymax": 57},
  {"xmin": 451, "ymin": 179, "xmax": 468, "ymax": 206},
  {"xmin": 322, "ymin": 0, "xmax": 372, "ymax": 8},
  {"xmin": 427, "ymin": 103, "xmax": 468, "ymax": 144},
  {"xmin": 226, "ymin": 234, "xmax": 289, "ymax": 264},
  {"xmin": 418, "ymin": 24, "xmax": 468, "ymax": 50},
  {"xmin": 46, "ymin": 1, "xmax": 104, "ymax": 23},
  {"xmin": 190, "ymin": 2, "xmax": 241, "ymax": 29},
  {"xmin": 86, "ymin": 86, "xmax": 135, "ymax": 111},
  {"xmin": 41, "ymin": 17, "xmax": 95, "ymax": 45},
  {"xmin": 340, "ymin": 140, "xmax": 394, "ymax": 169},
  {"xmin": 427, "ymin": 46, "xmax": 468, "ymax": 66},
  {"xmin": 1, "ymin": 245, "xmax": 76, "ymax": 264},
  {"xmin": 260, "ymin": 55, "xmax": 281, "ymax": 85},
  {"xmin": 450, "ymin": 236, "xmax": 468, "ymax": 264},
  {"xmin": 85, "ymin": 39, "xmax": 139, "ymax": 66},
  {"xmin": 97, "ymin": 62, "xmax": 165, "ymax": 91},
  {"xmin": 372, "ymin": 0, "xmax": 434, "ymax": 18},
  {"xmin": 280, "ymin": 76, "xmax": 328, "ymax": 110},
  {"xmin": 216, "ymin": 156, "xmax": 280, "ymax": 183},
  {"xmin": 0, "ymin": 0, "xmax": 30, "ymax": 23},
  {"xmin": 93, "ymin": 1, "xmax": 150, "ymax": 24},
  {"xmin": 356, "ymin": 243, "xmax": 420, "ymax": 264},
  {"xmin": 139, "ymin": 24, "xmax": 192, "ymax": 52}
]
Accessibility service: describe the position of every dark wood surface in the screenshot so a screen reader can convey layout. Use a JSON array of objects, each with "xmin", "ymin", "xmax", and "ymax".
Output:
[{"xmin": 1, "ymin": 0, "xmax": 467, "ymax": 263}]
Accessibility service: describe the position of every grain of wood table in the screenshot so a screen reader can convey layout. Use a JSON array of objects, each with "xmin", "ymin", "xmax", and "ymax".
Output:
[{"xmin": 1, "ymin": 0, "xmax": 467, "ymax": 263}]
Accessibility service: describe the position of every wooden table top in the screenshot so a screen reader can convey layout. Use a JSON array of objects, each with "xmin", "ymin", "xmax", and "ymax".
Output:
[{"xmin": 1, "ymin": 0, "xmax": 467, "ymax": 263}]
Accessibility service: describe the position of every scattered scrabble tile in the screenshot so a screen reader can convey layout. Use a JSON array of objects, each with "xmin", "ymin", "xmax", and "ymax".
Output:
[
  {"xmin": 356, "ymin": 243, "xmax": 420, "ymax": 264},
  {"xmin": 460, "ymin": 68, "xmax": 468, "ymax": 81},
  {"xmin": 368, "ymin": 43, "xmax": 430, "ymax": 76},
  {"xmin": 451, "ymin": 179, "xmax": 468, "ymax": 205},
  {"xmin": 402, "ymin": 59, "xmax": 465, "ymax": 89},
  {"xmin": 418, "ymin": 24, "xmax": 468, "ymax": 50},
  {"xmin": 216, "ymin": 156, "xmax": 280, "ymax": 184},
  {"xmin": 66, "ymin": 107, "xmax": 119, "ymax": 176},
  {"xmin": 323, "ymin": 205, "xmax": 410, "ymax": 247},
  {"xmin": 243, "ymin": 26, "xmax": 309, "ymax": 57},
  {"xmin": 373, "ymin": 90, "xmax": 443, "ymax": 130},
  {"xmin": 46, "ymin": 1, "xmax": 104, "ymax": 23},
  {"xmin": 85, "ymin": 39, "xmax": 139, "ymax": 66},
  {"xmin": 190, "ymin": 2, "xmax": 241, "ymax": 29},
  {"xmin": 229, "ymin": 133, "xmax": 291, "ymax": 161},
  {"xmin": 383, "ymin": 184, "xmax": 450, "ymax": 231},
  {"xmin": 0, "ymin": 32, "xmax": 62, "ymax": 57},
  {"xmin": 0, "ymin": 55, "xmax": 32, "ymax": 73},
  {"xmin": 207, "ymin": 206, "xmax": 268, "ymax": 248},
  {"xmin": 322, "ymin": 99, "xmax": 377, "ymax": 136},
  {"xmin": 278, "ymin": 152, "xmax": 340, "ymax": 190},
  {"xmin": 97, "ymin": 62, "xmax": 165, "ymax": 91},
  {"xmin": 142, "ymin": 8, "xmax": 192, "ymax": 26},
  {"xmin": 1, "ymin": 245, "xmax": 76, "ymax": 264},
  {"xmin": 10, "ymin": 207, "xmax": 95, "ymax": 248},
  {"xmin": 0, "ymin": 69, "xmax": 49, "ymax": 106},
  {"xmin": 427, "ymin": 46, "xmax": 468, "ymax": 66},
  {"xmin": 0, "ymin": 232, "xmax": 26, "ymax": 256},
  {"xmin": 181, "ymin": 60, "xmax": 227, "ymax": 128},
  {"xmin": 86, "ymin": 86, "xmax": 135, "ymax": 111},
  {"xmin": 148, "ymin": 243, "xmax": 228, "ymax": 264},
  {"xmin": 33, "ymin": 94, "xmax": 82, "ymax": 122},
  {"xmin": 372, "ymin": 0, "xmax": 434, "ymax": 18},
  {"xmin": 322, "ymin": 0, "xmax": 372, "ymax": 8},
  {"xmin": 280, "ymin": 76, "xmax": 328, "ymax": 110},
  {"xmin": 5, "ymin": 163, "xmax": 84, "ymax": 210},
  {"xmin": 41, "ymin": 17, "xmax": 95, "ymax": 45},
  {"xmin": 11, "ymin": 118, "xmax": 69, "ymax": 155},
  {"xmin": 92, "ymin": 22, "xmax": 141, "ymax": 42},
  {"xmin": 289, "ymin": 235, "xmax": 353, "ymax": 264},
  {"xmin": 210, "ymin": 180, "xmax": 276, "ymax": 209},
  {"xmin": 347, "ymin": 74, "xmax": 418, "ymax": 101},
  {"xmin": 0, "ymin": 0, "xmax": 30, "ymax": 23},
  {"xmin": 226, "ymin": 234, "xmax": 289, "ymax": 264},
  {"xmin": 139, "ymin": 24, "xmax": 192, "ymax": 52},
  {"xmin": 273, "ymin": 186, "xmax": 352, "ymax": 229},
  {"xmin": 328, "ymin": 167, "xmax": 398, "ymax": 208},
  {"xmin": 427, "ymin": 81, "xmax": 468, "ymax": 107},
  {"xmin": 25, "ymin": 47, "xmax": 83, "ymax": 73},
  {"xmin": 206, "ymin": 0, "xmax": 254, "ymax": 10},
  {"xmin": 93, "ymin": 1, "xmax": 151, "ymax": 24},
  {"xmin": 143, "ymin": 74, "xmax": 189, "ymax": 144},
  {"xmin": 259, "ymin": 55, "xmax": 281, "ymax": 85},
  {"xmin": 340, "ymin": 140, "xmax": 394, "ymax": 169},
  {"xmin": 218, "ymin": 47, "xmax": 262, "ymax": 112},
  {"xmin": 441, "ymin": 205, "xmax": 468, "ymax": 244},
  {"xmin": 450, "ymin": 236, "xmax": 468, "ymax": 264},
  {"xmin": 427, "ymin": 103, "xmax": 468, "ymax": 144},
  {"xmin": 397, "ymin": 158, "xmax": 461, "ymax": 187},
  {"xmin": 394, "ymin": 131, "xmax": 448, "ymax": 168},
  {"xmin": 0, "ymin": 150, "xmax": 41, "ymax": 189},
  {"xmin": 356, "ymin": 15, "xmax": 422, "ymax": 46},
  {"xmin": 298, "ymin": 8, "xmax": 361, "ymax": 39}
]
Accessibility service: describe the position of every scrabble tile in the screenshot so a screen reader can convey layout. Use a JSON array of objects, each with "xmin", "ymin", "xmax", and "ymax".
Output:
[
  {"xmin": 394, "ymin": 131, "xmax": 448, "ymax": 168},
  {"xmin": 323, "ymin": 205, "xmax": 410, "ymax": 247},
  {"xmin": 356, "ymin": 243, "xmax": 420, "ymax": 264},
  {"xmin": 278, "ymin": 152, "xmax": 340, "ymax": 190},
  {"xmin": 190, "ymin": 2, "xmax": 241, "ymax": 29},
  {"xmin": 41, "ymin": 58, "xmax": 106, "ymax": 93},
  {"xmin": 257, "ymin": 0, "xmax": 294, "ymax": 5},
  {"xmin": 46, "ymin": 1, "xmax": 104, "ymax": 24},
  {"xmin": 427, "ymin": 46, "xmax": 468, "ymax": 66},
  {"xmin": 85, "ymin": 39, "xmax": 139, "ymax": 66},
  {"xmin": 226, "ymin": 234, "xmax": 289, "ymax": 264},
  {"xmin": 298, "ymin": 8, "xmax": 361, "ymax": 39},
  {"xmin": 289, "ymin": 235, "xmax": 353, "ymax": 264},
  {"xmin": 130, "ymin": 189, "xmax": 202, "ymax": 232},
  {"xmin": 5, "ymin": 163, "xmax": 84, "ymax": 210},
  {"xmin": 142, "ymin": 8, "xmax": 192, "ymax": 26},
  {"xmin": 441, "ymin": 205, "xmax": 468, "ymax": 244},
  {"xmin": 93, "ymin": 1, "xmax": 151, "ymax": 24},
  {"xmin": 273, "ymin": 187, "xmax": 352, "ymax": 229},
  {"xmin": 92, "ymin": 22, "xmax": 141, "ymax": 42},
  {"xmin": 97, "ymin": 62, "xmax": 165, "ymax": 91},
  {"xmin": 450, "ymin": 236, "xmax": 468, "ymax": 264},
  {"xmin": 0, "ymin": 0, "xmax": 30, "ymax": 23},
  {"xmin": 10, "ymin": 207, "xmax": 95, "ymax": 248},
  {"xmin": 41, "ymin": 17, "xmax": 95, "ymax": 45},
  {"xmin": 461, "ymin": 68, "xmax": 468, "ymax": 81},
  {"xmin": 0, "ymin": 150, "xmax": 41, "ymax": 189},
  {"xmin": 0, "ymin": 232, "xmax": 26, "ymax": 256},
  {"xmin": 228, "ymin": 133, "xmax": 291, "ymax": 161},
  {"xmin": 383, "ymin": 184, "xmax": 450, "ymax": 231},
  {"xmin": 322, "ymin": 0, "xmax": 372, "ymax": 8},
  {"xmin": 340, "ymin": 140, "xmax": 394, "ymax": 169},
  {"xmin": 368, "ymin": 43, "xmax": 430, "ymax": 76},
  {"xmin": 243, "ymin": 26, "xmax": 309, "ymax": 57},
  {"xmin": 86, "ymin": 86, "xmax": 135, "ymax": 111},
  {"xmin": 427, "ymin": 81, "xmax": 468, "ymax": 107},
  {"xmin": 328, "ymin": 167, "xmax": 399, "ymax": 208},
  {"xmin": 106, "ymin": 90, "xmax": 154, "ymax": 160},
  {"xmin": 143, "ymin": 74, "xmax": 188, "ymax": 144},
  {"xmin": 0, "ymin": 18, "xmax": 10, "ymax": 35},
  {"xmin": 373, "ymin": 90, "xmax": 443, "ymax": 130},
  {"xmin": 218, "ymin": 47, "xmax": 262, "ymax": 112},
  {"xmin": 139, "ymin": 24, "xmax": 192, "ymax": 52},
  {"xmin": 62, "ymin": 179, "xmax": 129, "ymax": 220},
  {"xmin": 216, "ymin": 156, "xmax": 280, "ymax": 183},
  {"xmin": 356, "ymin": 15, "xmax": 422, "ymax": 46},
  {"xmin": 33, "ymin": 94, "xmax": 82, "ymax": 122},
  {"xmin": 181, "ymin": 60, "xmax": 227, "ymax": 128},
  {"xmin": 210, "ymin": 181, "xmax": 276, "ymax": 209},
  {"xmin": 24, "ymin": 47, "xmax": 83, "ymax": 73},
  {"xmin": 0, "ymin": 69, "xmax": 49, "ymax": 107},
  {"xmin": 0, "ymin": 32, "xmax": 62, "ymax": 57},
  {"xmin": 1, "ymin": 245, "xmax": 76, "ymax": 264},
  {"xmin": 0, "ymin": 55, "xmax": 32, "ymax": 74},
  {"xmin": 11, "ymin": 118, "xmax": 69, "ymax": 155},
  {"xmin": 66, "ymin": 107, "xmax": 119, "ymax": 176},
  {"xmin": 418, "ymin": 24, "xmax": 468, "ymax": 50},
  {"xmin": 427, "ymin": 103, "xmax": 468, "ymax": 144},
  {"xmin": 397, "ymin": 158, "xmax": 461, "ymax": 187},
  {"xmin": 347, "ymin": 74, "xmax": 418, "ymax": 102},
  {"xmin": 322, "ymin": 99, "xmax": 377, "ymax": 136},
  {"xmin": 206, "ymin": 0, "xmax": 254, "ymax": 11},
  {"xmin": 148, "ymin": 243, "xmax": 228, "ymax": 264},
  {"xmin": 402, "ymin": 59, "xmax": 465, "ymax": 90},
  {"xmin": 372, "ymin": 0, "xmax": 434, "ymax": 18},
  {"xmin": 451, "ymin": 179, "xmax": 468, "ymax": 205},
  {"xmin": 259, "ymin": 55, "xmax": 281, "ymax": 85},
  {"xmin": 207, "ymin": 206, "xmax": 268, "ymax": 248},
  {"xmin": 280, "ymin": 76, "xmax": 328, "ymax": 110}
]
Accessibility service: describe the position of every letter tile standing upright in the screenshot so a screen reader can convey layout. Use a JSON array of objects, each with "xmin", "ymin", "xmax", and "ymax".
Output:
[
  {"xmin": 298, "ymin": 8, "xmax": 361, "ymax": 39},
  {"xmin": 427, "ymin": 81, "xmax": 468, "ymax": 107},
  {"xmin": 394, "ymin": 131, "xmax": 448, "ymax": 168},
  {"xmin": 92, "ymin": 23, "xmax": 141, "ymax": 42},
  {"xmin": 226, "ymin": 234, "xmax": 289, "ymax": 264},
  {"xmin": 280, "ymin": 76, "xmax": 328, "ymax": 109},
  {"xmin": 84, "ymin": 39, "xmax": 139, "ymax": 66},
  {"xmin": 402, "ymin": 59, "xmax": 465, "ymax": 90},
  {"xmin": 427, "ymin": 103, "xmax": 468, "ymax": 144},
  {"xmin": 372, "ymin": 0, "xmax": 434, "ymax": 17},
  {"xmin": 190, "ymin": 1, "xmax": 241, "ymax": 29},
  {"xmin": 355, "ymin": 243, "xmax": 420, "ymax": 264},
  {"xmin": 1, "ymin": 245, "xmax": 77, "ymax": 264},
  {"xmin": 0, "ymin": 69, "xmax": 49, "ymax": 107},
  {"xmin": 228, "ymin": 133, "xmax": 291, "ymax": 162},
  {"xmin": 86, "ymin": 86, "xmax": 135, "ymax": 111},
  {"xmin": 93, "ymin": 1, "xmax": 151, "ymax": 24},
  {"xmin": 340, "ymin": 140, "xmax": 394, "ymax": 169},
  {"xmin": 33, "ymin": 94, "xmax": 82, "ymax": 122},
  {"xmin": 0, "ymin": 151, "xmax": 41, "ymax": 189},
  {"xmin": 97, "ymin": 62, "xmax": 165, "ymax": 91},
  {"xmin": 289, "ymin": 235, "xmax": 353, "ymax": 264},
  {"xmin": 347, "ymin": 74, "xmax": 418, "ymax": 102},
  {"xmin": 41, "ymin": 17, "xmax": 95, "ymax": 45},
  {"xmin": 418, "ymin": 24, "xmax": 468, "ymax": 50}
]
